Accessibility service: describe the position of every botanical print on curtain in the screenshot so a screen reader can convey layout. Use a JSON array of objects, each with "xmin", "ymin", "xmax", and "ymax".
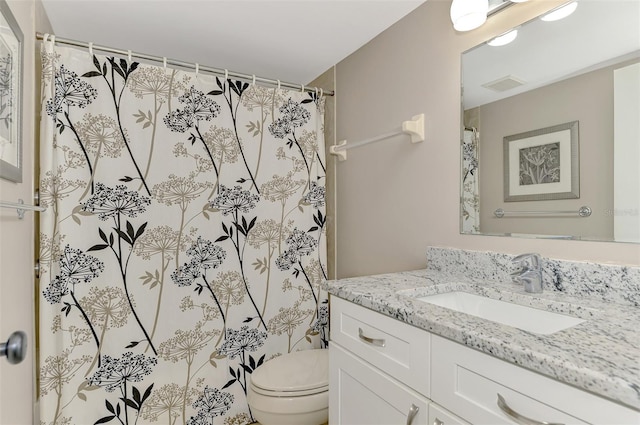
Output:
[
  {"xmin": 461, "ymin": 128, "xmax": 479, "ymax": 233},
  {"xmin": 39, "ymin": 39, "xmax": 327, "ymax": 425}
]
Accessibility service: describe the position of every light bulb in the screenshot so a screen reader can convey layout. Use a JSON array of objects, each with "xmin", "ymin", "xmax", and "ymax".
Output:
[
  {"xmin": 487, "ymin": 29, "xmax": 518, "ymax": 46},
  {"xmin": 540, "ymin": 1, "xmax": 578, "ymax": 22},
  {"xmin": 450, "ymin": 0, "xmax": 489, "ymax": 32}
]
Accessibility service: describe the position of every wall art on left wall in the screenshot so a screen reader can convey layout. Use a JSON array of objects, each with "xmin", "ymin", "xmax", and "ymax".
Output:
[{"xmin": 0, "ymin": 0, "xmax": 22, "ymax": 183}]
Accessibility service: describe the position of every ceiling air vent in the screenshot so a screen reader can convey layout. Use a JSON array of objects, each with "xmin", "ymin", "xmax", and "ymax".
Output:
[{"xmin": 482, "ymin": 75, "xmax": 526, "ymax": 92}]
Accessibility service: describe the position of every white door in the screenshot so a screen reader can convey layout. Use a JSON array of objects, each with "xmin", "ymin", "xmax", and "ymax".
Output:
[
  {"xmin": 614, "ymin": 62, "xmax": 640, "ymax": 242},
  {"xmin": 0, "ymin": 186, "xmax": 36, "ymax": 424},
  {"xmin": 0, "ymin": 0, "xmax": 40, "ymax": 422}
]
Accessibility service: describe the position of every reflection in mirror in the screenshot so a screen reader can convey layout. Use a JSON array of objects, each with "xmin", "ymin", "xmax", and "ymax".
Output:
[{"xmin": 460, "ymin": 0, "xmax": 640, "ymax": 243}]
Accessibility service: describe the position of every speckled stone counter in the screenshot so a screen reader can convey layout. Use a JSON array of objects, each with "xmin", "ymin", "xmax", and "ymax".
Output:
[{"xmin": 323, "ymin": 248, "xmax": 640, "ymax": 410}]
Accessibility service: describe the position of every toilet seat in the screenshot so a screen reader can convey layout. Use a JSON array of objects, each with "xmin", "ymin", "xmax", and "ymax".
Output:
[
  {"xmin": 250, "ymin": 349, "xmax": 328, "ymax": 397},
  {"xmin": 250, "ymin": 383, "xmax": 328, "ymax": 397}
]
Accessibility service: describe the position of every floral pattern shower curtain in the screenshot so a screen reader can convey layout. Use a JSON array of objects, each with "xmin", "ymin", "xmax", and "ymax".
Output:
[
  {"xmin": 461, "ymin": 128, "xmax": 479, "ymax": 233},
  {"xmin": 38, "ymin": 39, "xmax": 327, "ymax": 425}
]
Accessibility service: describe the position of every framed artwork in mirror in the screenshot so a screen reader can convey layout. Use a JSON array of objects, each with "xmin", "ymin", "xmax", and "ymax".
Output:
[
  {"xmin": 503, "ymin": 121, "xmax": 579, "ymax": 202},
  {"xmin": 0, "ymin": 0, "xmax": 22, "ymax": 183}
]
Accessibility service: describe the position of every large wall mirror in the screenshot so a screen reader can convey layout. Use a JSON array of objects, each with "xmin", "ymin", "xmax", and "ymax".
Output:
[{"xmin": 460, "ymin": 0, "xmax": 640, "ymax": 243}]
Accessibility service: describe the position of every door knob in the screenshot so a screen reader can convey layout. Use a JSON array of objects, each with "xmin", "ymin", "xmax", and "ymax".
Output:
[{"xmin": 0, "ymin": 331, "xmax": 27, "ymax": 364}]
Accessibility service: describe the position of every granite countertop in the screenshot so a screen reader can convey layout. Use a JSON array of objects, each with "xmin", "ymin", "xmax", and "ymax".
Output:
[{"xmin": 323, "ymin": 269, "xmax": 640, "ymax": 411}]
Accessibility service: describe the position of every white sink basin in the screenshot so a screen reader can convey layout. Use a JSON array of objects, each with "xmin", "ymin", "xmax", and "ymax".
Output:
[{"xmin": 416, "ymin": 291, "xmax": 585, "ymax": 335}]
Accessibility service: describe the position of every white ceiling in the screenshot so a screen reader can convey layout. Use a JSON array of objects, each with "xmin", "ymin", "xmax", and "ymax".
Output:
[{"xmin": 41, "ymin": 0, "xmax": 428, "ymax": 85}]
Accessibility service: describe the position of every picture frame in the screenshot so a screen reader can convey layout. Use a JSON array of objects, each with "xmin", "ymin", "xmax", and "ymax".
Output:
[
  {"xmin": 503, "ymin": 121, "xmax": 579, "ymax": 202},
  {"xmin": 0, "ymin": 0, "xmax": 22, "ymax": 183}
]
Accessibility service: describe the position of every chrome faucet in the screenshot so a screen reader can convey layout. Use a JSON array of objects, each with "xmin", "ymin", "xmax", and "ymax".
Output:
[{"xmin": 511, "ymin": 253, "xmax": 544, "ymax": 293}]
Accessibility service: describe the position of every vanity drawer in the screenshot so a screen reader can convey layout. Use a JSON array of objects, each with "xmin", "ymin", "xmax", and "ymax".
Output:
[
  {"xmin": 431, "ymin": 335, "xmax": 640, "ymax": 425},
  {"xmin": 329, "ymin": 295, "xmax": 430, "ymax": 397}
]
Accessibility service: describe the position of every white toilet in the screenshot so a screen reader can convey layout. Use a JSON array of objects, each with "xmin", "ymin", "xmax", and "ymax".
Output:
[{"xmin": 247, "ymin": 349, "xmax": 328, "ymax": 425}]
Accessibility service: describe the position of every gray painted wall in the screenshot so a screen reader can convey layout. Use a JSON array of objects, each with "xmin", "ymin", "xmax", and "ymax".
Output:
[{"xmin": 334, "ymin": 0, "xmax": 640, "ymax": 279}]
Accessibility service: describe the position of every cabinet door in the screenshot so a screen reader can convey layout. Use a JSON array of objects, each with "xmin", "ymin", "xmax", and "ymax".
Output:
[
  {"xmin": 429, "ymin": 403, "xmax": 470, "ymax": 425},
  {"xmin": 330, "ymin": 343, "xmax": 428, "ymax": 425}
]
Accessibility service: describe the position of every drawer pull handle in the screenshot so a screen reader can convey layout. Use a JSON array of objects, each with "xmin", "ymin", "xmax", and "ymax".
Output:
[
  {"xmin": 406, "ymin": 403, "xmax": 419, "ymax": 425},
  {"xmin": 497, "ymin": 394, "xmax": 564, "ymax": 425},
  {"xmin": 358, "ymin": 328, "xmax": 385, "ymax": 347}
]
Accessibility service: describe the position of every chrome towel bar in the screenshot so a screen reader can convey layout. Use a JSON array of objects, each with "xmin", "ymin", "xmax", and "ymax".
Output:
[
  {"xmin": 494, "ymin": 206, "xmax": 591, "ymax": 218},
  {"xmin": 0, "ymin": 199, "xmax": 46, "ymax": 219}
]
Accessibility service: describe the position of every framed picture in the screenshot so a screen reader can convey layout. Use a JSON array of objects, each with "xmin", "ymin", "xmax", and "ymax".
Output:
[
  {"xmin": 0, "ymin": 0, "xmax": 22, "ymax": 183},
  {"xmin": 503, "ymin": 121, "xmax": 579, "ymax": 202}
]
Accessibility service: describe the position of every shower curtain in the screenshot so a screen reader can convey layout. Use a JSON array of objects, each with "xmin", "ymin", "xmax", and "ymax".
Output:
[
  {"xmin": 461, "ymin": 128, "xmax": 480, "ymax": 233},
  {"xmin": 38, "ymin": 39, "xmax": 327, "ymax": 425}
]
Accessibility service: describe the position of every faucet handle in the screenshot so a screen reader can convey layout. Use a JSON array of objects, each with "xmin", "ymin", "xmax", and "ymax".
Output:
[{"xmin": 512, "ymin": 253, "xmax": 541, "ymax": 269}]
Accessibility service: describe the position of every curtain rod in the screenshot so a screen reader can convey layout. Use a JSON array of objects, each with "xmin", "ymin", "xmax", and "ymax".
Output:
[{"xmin": 36, "ymin": 32, "xmax": 335, "ymax": 97}]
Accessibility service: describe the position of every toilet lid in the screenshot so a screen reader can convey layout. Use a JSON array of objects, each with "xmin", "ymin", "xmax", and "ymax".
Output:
[{"xmin": 250, "ymin": 349, "xmax": 328, "ymax": 393}]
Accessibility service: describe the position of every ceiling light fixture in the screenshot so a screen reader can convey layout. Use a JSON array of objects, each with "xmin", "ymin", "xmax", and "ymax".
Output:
[
  {"xmin": 450, "ymin": 0, "xmax": 489, "ymax": 32},
  {"xmin": 540, "ymin": 1, "xmax": 578, "ymax": 22},
  {"xmin": 510, "ymin": 0, "xmax": 529, "ymax": 3},
  {"xmin": 487, "ymin": 29, "xmax": 518, "ymax": 46}
]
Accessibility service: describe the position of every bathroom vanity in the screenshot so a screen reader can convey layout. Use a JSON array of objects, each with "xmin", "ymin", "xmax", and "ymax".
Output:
[{"xmin": 325, "ymin": 248, "xmax": 640, "ymax": 424}]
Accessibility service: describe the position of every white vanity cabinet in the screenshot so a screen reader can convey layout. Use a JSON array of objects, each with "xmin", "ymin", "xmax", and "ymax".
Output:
[
  {"xmin": 329, "ymin": 296, "xmax": 466, "ymax": 425},
  {"xmin": 329, "ymin": 295, "xmax": 640, "ymax": 425}
]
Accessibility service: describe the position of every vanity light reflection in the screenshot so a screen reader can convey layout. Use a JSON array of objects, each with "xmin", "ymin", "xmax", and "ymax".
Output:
[
  {"xmin": 541, "ymin": 1, "xmax": 579, "ymax": 22},
  {"xmin": 487, "ymin": 29, "xmax": 518, "ymax": 47}
]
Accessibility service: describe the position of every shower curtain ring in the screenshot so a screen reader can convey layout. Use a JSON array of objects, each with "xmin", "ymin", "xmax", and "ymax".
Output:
[
  {"xmin": 315, "ymin": 87, "xmax": 318, "ymax": 97},
  {"xmin": 277, "ymin": 80, "xmax": 281, "ymax": 90},
  {"xmin": 300, "ymin": 84, "xmax": 305, "ymax": 93},
  {"xmin": 319, "ymin": 88, "xmax": 323, "ymax": 97},
  {"xmin": 163, "ymin": 57, "xmax": 167, "ymax": 68},
  {"xmin": 127, "ymin": 50, "xmax": 132, "ymax": 65},
  {"xmin": 88, "ymin": 42, "xmax": 93, "ymax": 57},
  {"xmin": 224, "ymin": 69, "xmax": 228, "ymax": 81},
  {"xmin": 43, "ymin": 33, "xmax": 49, "ymax": 42},
  {"xmin": 195, "ymin": 63, "xmax": 199, "ymax": 75},
  {"xmin": 252, "ymin": 75, "xmax": 256, "ymax": 86}
]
